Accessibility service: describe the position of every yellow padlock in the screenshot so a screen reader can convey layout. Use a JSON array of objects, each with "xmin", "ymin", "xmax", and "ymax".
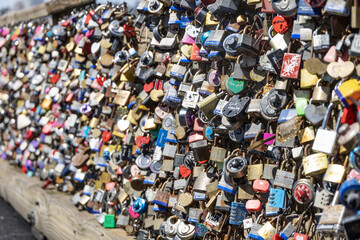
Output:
[
  {"xmin": 205, "ymin": 12, "xmax": 219, "ymax": 26},
  {"xmin": 337, "ymin": 79, "xmax": 360, "ymax": 105}
]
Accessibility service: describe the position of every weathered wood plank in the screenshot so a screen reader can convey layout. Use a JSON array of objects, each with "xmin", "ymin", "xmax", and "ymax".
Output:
[{"xmin": 0, "ymin": 160, "xmax": 133, "ymax": 240}]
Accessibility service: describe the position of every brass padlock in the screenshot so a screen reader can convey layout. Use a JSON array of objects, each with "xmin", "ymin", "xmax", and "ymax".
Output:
[
  {"xmin": 323, "ymin": 156, "xmax": 348, "ymax": 184},
  {"xmin": 247, "ymin": 155, "xmax": 264, "ymax": 181},
  {"xmin": 302, "ymin": 144, "xmax": 328, "ymax": 177}
]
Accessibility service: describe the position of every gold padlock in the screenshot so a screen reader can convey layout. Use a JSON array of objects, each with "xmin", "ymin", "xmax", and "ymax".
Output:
[
  {"xmin": 298, "ymin": 126, "xmax": 315, "ymax": 144},
  {"xmin": 247, "ymin": 155, "xmax": 264, "ymax": 181},
  {"xmin": 302, "ymin": 144, "xmax": 328, "ymax": 177},
  {"xmin": 300, "ymin": 68, "xmax": 319, "ymax": 89},
  {"xmin": 41, "ymin": 97, "xmax": 52, "ymax": 110},
  {"xmin": 323, "ymin": 156, "xmax": 348, "ymax": 184}
]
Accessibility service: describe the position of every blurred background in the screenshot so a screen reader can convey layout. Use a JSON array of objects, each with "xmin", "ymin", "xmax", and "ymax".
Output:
[{"xmin": 0, "ymin": 0, "xmax": 141, "ymax": 16}]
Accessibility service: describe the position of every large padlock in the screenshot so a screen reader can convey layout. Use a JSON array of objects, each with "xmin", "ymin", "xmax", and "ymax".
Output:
[
  {"xmin": 312, "ymin": 104, "xmax": 341, "ymax": 155},
  {"xmin": 302, "ymin": 144, "xmax": 328, "ymax": 176},
  {"xmin": 204, "ymin": 22, "xmax": 227, "ymax": 52}
]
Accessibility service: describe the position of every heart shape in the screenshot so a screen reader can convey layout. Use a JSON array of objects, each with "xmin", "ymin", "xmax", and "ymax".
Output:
[
  {"xmin": 304, "ymin": 58, "xmax": 328, "ymax": 75},
  {"xmin": 327, "ymin": 61, "xmax": 354, "ymax": 79},
  {"xmin": 117, "ymin": 116, "xmax": 129, "ymax": 132},
  {"xmin": 50, "ymin": 74, "xmax": 59, "ymax": 84},
  {"xmin": 304, "ymin": 104, "xmax": 327, "ymax": 125},
  {"xmin": 135, "ymin": 136, "xmax": 150, "ymax": 148},
  {"xmin": 102, "ymin": 131, "xmax": 111, "ymax": 142}
]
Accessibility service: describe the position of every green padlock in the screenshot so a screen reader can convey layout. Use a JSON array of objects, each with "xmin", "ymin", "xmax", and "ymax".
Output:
[
  {"xmin": 295, "ymin": 98, "xmax": 308, "ymax": 117},
  {"xmin": 226, "ymin": 76, "xmax": 247, "ymax": 95},
  {"xmin": 103, "ymin": 214, "xmax": 116, "ymax": 228}
]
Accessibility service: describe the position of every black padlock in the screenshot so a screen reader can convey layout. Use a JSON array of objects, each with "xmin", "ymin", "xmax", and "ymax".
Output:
[
  {"xmin": 344, "ymin": 215, "xmax": 360, "ymax": 239},
  {"xmin": 190, "ymin": 140, "xmax": 210, "ymax": 162},
  {"xmin": 222, "ymin": 96, "xmax": 250, "ymax": 122}
]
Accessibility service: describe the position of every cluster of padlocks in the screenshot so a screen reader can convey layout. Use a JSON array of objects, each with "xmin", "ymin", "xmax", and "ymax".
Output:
[{"xmin": 1, "ymin": 0, "xmax": 360, "ymax": 239}]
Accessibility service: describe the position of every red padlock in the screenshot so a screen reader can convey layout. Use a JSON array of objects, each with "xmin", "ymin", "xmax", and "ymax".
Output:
[
  {"xmin": 272, "ymin": 234, "xmax": 284, "ymax": 240},
  {"xmin": 42, "ymin": 122, "xmax": 53, "ymax": 135},
  {"xmin": 341, "ymin": 105, "xmax": 356, "ymax": 124},
  {"xmin": 143, "ymin": 82, "xmax": 155, "ymax": 92},
  {"xmin": 253, "ymin": 179, "xmax": 270, "ymax": 193},
  {"xmin": 102, "ymin": 131, "xmax": 111, "ymax": 143},
  {"xmin": 135, "ymin": 136, "xmax": 150, "ymax": 148},
  {"xmin": 193, "ymin": 118, "xmax": 204, "ymax": 131},
  {"xmin": 180, "ymin": 164, "xmax": 192, "ymax": 178},
  {"xmin": 272, "ymin": 15, "xmax": 293, "ymax": 34},
  {"xmin": 245, "ymin": 199, "xmax": 262, "ymax": 212},
  {"xmin": 347, "ymin": 169, "xmax": 360, "ymax": 181},
  {"xmin": 280, "ymin": 53, "xmax": 302, "ymax": 79},
  {"xmin": 293, "ymin": 233, "xmax": 309, "ymax": 240},
  {"xmin": 25, "ymin": 129, "xmax": 34, "ymax": 140},
  {"xmin": 201, "ymin": 0, "xmax": 215, "ymax": 6},
  {"xmin": 50, "ymin": 74, "xmax": 60, "ymax": 84}
]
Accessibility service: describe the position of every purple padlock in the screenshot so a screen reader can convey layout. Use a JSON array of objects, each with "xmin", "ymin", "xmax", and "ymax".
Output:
[{"xmin": 208, "ymin": 70, "xmax": 221, "ymax": 87}]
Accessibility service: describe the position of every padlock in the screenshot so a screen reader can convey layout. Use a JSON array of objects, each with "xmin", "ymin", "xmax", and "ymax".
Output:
[
  {"xmin": 247, "ymin": 156, "xmax": 264, "ymax": 181},
  {"xmin": 269, "ymin": 188, "xmax": 286, "ymax": 209},
  {"xmin": 313, "ymin": 28, "xmax": 331, "ymax": 52},
  {"xmin": 245, "ymin": 199, "xmax": 262, "ymax": 212},
  {"xmin": 258, "ymin": 220, "xmax": 277, "ymax": 240},
  {"xmin": 324, "ymin": 0, "xmax": 351, "ymax": 16},
  {"xmin": 323, "ymin": 157, "xmax": 348, "ymax": 184},
  {"xmin": 312, "ymin": 105, "xmax": 341, "ymax": 155},
  {"xmin": 253, "ymin": 179, "xmax": 270, "ymax": 193},
  {"xmin": 302, "ymin": 144, "xmax": 328, "ymax": 177},
  {"xmin": 273, "ymin": 159, "xmax": 296, "ymax": 189},
  {"xmin": 312, "ymin": 79, "xmax": 330, "ymax": 103},
  {"xmin": 292, "ymin": 178, "xmax": 315, "ymax": 205},
  {"xmin": 204, "ymin": 22, "xmax": 227, "ymax": 52},
  {"xmin": 272, "ymin": 0, "xmax": 298, "ymax": 16},
  {"xmin": 269, "ymin": 26, "xmax": 291, "ymax": 51},
  {"xmin": 229, "ymin": 202, "xmax": 246, "ymax": 225},
  {"xmin": 153, "ymin": 180, "xmax": 171, "ymax": 207},
  {"xmin": 339, "ymin": 178, "xmax": 360, "ymax": 211},
  {"xmin": 226, "ymin": 155, "xmax": 247, "ymax": 178},
  {"xmin": 317, "ymin": 191, "xmax": 351, "ymax": 237}
]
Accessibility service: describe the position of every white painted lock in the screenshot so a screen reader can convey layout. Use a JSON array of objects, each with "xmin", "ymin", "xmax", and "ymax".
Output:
[{"xmin": 117, "ymin": 115, "xmax": 130, "ymax": 132}]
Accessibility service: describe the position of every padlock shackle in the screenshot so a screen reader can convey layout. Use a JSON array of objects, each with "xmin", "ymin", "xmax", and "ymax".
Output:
[{"xmin": 320, "ymin": 102, "xmax": 334, "ymax": 129}]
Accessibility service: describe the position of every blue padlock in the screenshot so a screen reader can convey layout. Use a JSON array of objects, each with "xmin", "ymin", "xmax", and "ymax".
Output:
[
  {"xmin": 132, "ymin": 198, "xmax": 147, "ymax": 214},
  {"xmin": 269, "ymin": 188, "xmax": 286, "ymax": 209},
  {"xmin": 229, "ymin": 202, "xmax": 247, "ymax": 225},
  {"xmin": 340, "ymin": 179, "xmax": 360, "ymax": 211},
  {"xmin": 349, "ymin": 146, "xmax": 360, "ymax": 171}
]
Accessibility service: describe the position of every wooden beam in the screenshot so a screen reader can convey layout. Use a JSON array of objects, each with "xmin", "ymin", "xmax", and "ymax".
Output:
[{"xmin": 0, "ymin": 160, "xmax": 133, "ymax": 240}]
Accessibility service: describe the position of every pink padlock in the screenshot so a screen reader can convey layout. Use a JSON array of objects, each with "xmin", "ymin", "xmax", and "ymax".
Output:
[
  {"xmin": 42, "ymin": 122, "xmax": 53, "ymax": 135},
  {"xmin": 106, "ymin": 182, "xmax": 116, "ymax": 191},
  {"xmin": 181, "ymin": 33, "xmax": 195, "ymax": 45},
  {"xmin": 189, "ymin": 131, "xmax": 204, "ymax": 143},
  {"xmin": 85, "ymin": 29, "xmax": 94, "ymax": 38},
  {"xmin": 193, "ymin": 118, "xmax": 204, "ymax": 131},
  {"xmin": 323, "ymin": 46, "xmax": 337, "ymax": 63},
  {"xmin": 263, "ymin": 133, "xmax": 276, "ymax": 145},
  {"xmin": 128, "ymin": 206, "xmax": 139, "ymax": 218},
  {"xmin": 347, "ymin": 169, "xmax": 360, "ymax": 181}
]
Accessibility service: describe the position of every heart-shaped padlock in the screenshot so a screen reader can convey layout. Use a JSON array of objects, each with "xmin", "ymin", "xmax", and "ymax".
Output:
[
  {"xmin": 327, "ymin": 61, "xmax": 355, "ymax": 79},
  {"xmin": 117, "ymin": 115, "xmax": 129, "ymax": 132},
  {"xmin": 304, "ymin": 103, "xmax": 327, "ymax": 125}
]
